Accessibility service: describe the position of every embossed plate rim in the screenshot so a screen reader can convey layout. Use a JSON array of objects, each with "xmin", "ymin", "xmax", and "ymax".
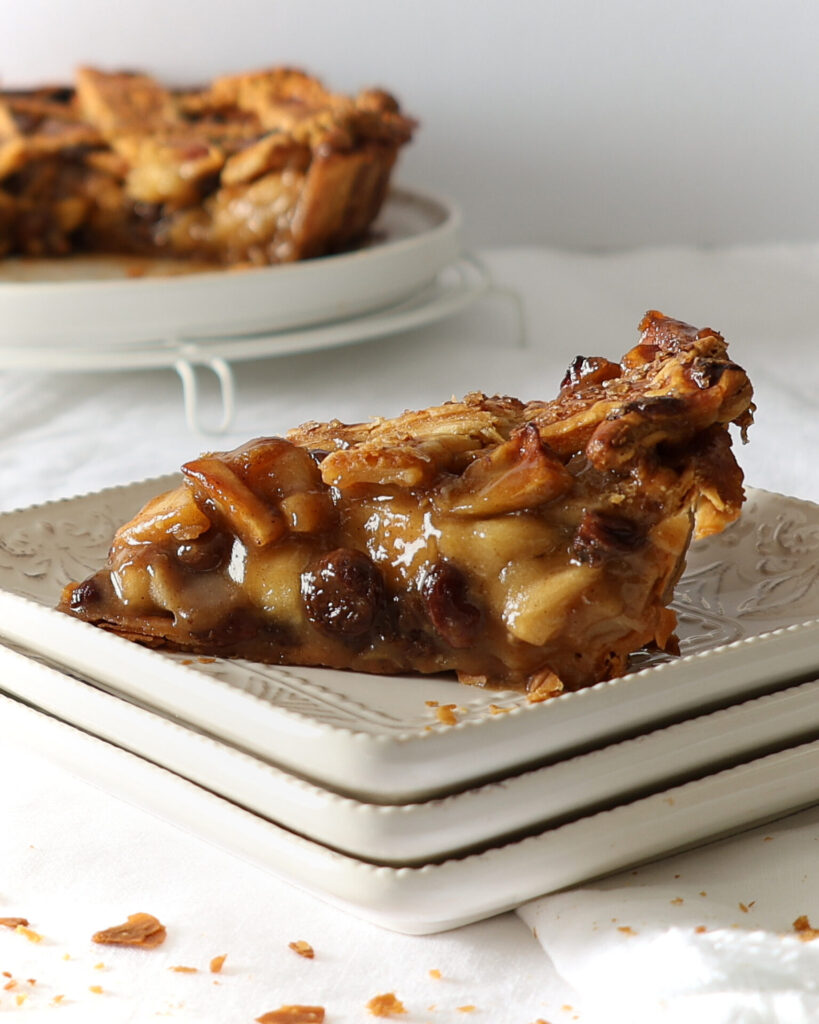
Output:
[{"xmin": 0, "ymin": 481, "xmax": 818, "ymax": 801}]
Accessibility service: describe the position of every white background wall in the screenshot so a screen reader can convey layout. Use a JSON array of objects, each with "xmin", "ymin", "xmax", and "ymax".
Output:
[{"xmin": 4, "ymin": 0, "xmax": 819, "ymax": 250}]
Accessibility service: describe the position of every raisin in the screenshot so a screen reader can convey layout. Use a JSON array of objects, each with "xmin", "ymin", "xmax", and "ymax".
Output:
[
  {"xmin": 619, "ymin": 395, "xmax": 686, "ymax": 418},
  {"xmin": 689, "ymin": 359, "xmax": 731, "ymax": 390},
  {"xmin": 176, "ymin": 530, "xmax": 231, "ymax": 572},
  {"xmin": 420, "ymin": 561, "xmax": 481, "ymax": 649},
  {"xmin": 560, "ymin": 356, "xmax": 621, "ymax": 390},
  {"xmin": 573, "ymin": 510, "xmax": 646, "ymax": 563},
  {"xmin": 69, "ymin": 578, "xmax": 99, "ymax": 610},
  {"xmin": 301, "ymin": 549, "xmax": 384, "ymax": 638}
]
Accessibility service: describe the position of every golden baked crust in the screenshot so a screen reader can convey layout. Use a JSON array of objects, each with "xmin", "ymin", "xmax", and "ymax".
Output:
[
  {"xmin": 0, "ymin": 67, "xmax": 414, "ymax": 264},
  {"xmin": 59, "ymin": 312, "xmax": 754, "ymax": 694}
]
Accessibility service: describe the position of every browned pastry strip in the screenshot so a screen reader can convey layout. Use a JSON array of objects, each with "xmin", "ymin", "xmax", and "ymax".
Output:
[{"xmin": 59, "ymin": 312, "xmax": 754, "ymax": 694}]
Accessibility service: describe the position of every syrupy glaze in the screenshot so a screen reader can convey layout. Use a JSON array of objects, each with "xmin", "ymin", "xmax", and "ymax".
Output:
[{"xmin": 60, "ymin": 312, "xmax": 754, "ymax": 695}]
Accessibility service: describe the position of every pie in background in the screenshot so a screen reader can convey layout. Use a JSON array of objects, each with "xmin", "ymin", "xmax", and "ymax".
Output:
[
  {"xmin": 0, "ymin": 66, "xmax": 415, "ymax": 265},
  {"xmin": 60, "ymin": 312, "xmax": 754, "ymax": 696}
]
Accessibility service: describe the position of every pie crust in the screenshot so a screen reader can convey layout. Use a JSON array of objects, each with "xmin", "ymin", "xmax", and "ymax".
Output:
[
  {"xmin": 0, "ymin": 67, "xmax": 414, "ymax": 265},
  {"xmin": 60, "ymin": 312, "xmax": 754, "ymax": 695}
]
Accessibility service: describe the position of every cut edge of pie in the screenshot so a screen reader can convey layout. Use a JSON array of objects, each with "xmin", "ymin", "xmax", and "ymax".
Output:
[{"xmin": 59, "ymin": 311, "xmax": 754, "ymax": 696}]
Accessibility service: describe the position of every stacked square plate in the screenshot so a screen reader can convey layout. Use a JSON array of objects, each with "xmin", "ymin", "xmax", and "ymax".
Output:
[{"xmin": 1, "ymin": 481, "xmax": 818, "ymax": 934}]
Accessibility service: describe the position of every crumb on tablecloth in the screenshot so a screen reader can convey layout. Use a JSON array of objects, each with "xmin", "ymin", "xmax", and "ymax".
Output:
[
  {"xmin": 256, "ymin": 1007, "xmax": 325, "ymax": 1023},
  {"xmin": 367, "ymin": 991, "xmax": 407, "ymax": 1016},
  {"xmin": 289, "ymin": 940, "xmax": 315, "ymax": 959},
  {"xmin": 92, "ymin": 912, "xmax": 166, "ymax": 948},
  {"xmin": 0, "ymin": 918, "xmax": 28, "ymax": 929}
]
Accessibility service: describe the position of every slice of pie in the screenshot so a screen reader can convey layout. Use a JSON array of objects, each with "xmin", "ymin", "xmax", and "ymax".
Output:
[
  {"xmin": 59, "ymin": 312, "xmax": 754, "ymax": 696},
  {"xmin": 0, "ymin": 67, "xmax": 414, "ymax": 264}
]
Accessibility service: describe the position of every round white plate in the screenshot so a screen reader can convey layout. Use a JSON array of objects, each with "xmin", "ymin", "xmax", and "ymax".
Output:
[
  {"xmin": 0, "ymin": 255, "xmax": 487, "ymax": 371},
  {"xmin": 0, "ymin": 187, "xmax": 461, "ymax": 345}
]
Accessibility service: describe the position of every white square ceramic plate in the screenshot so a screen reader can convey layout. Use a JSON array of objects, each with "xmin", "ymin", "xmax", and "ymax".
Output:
[
  {"xmin": 0, "ymin": 482, "xmax": 817, "ymax": 802},
  {"xmin": 5, "ymin": 679, "xmax": 819, "ymax": 935},
  {"xmin": 3, "ymin": 641, "xmax": 819, "ymax": 865}
]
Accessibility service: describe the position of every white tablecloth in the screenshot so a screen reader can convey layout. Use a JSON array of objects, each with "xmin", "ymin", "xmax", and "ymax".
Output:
[{"xmin": 1, "ymin": 245, "xmax": 817, "ymax": 1022}]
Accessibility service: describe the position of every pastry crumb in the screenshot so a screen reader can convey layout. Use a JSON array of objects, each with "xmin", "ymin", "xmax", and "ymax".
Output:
[
  {"xmin": 457, "ymin": 1006, "xmax": 476, "ymax": 1013},
  {"xmin": 428, "ymin": 968, "xmax": 441, "ymax": 979},
  {"xmin": 0, "ymin": 917, "xmax": 29, "ymax": 929},
  {"xmin": 256, "ymin": 1007, "xmax": 325, "ymax": 1023},
  {"xmin": 488, "ymin": 704, "xmax": 512, "ymax": 715},
  {"xmin": 15, "ymin": 993, "xmax": 27, "ymax": 1007},
  {"xmin": 793, "ymin": 915, "xmax": 819, "ymax": 940},
  {"xmin": 617, "ymin": 926, "xmax": 636, "ymax": 936},
  {"xmin": 526, "ymin": 672, "xmax": 564, "ymax": 703},
  {"xmin": 89, "ymin": 985, "xmax": 104, "ymax": 994},
  {"xmin": 435, "ymin": 705, "xmax": 458, "ymax": 726},
  {"xmin": 209, "ymin": 954, "xmax": 227, "ymax": 974},
  {"xmin": 15, "ymin": 924, "xmax": 42, "ymax": 943},
  {"xmin": 288, "ymin": 940, "xmax": 315, "ymax": 959},
  {"xmin": 92, "ymin": 912, "xmax": 166, "ymax": 948},
  {"xmin": 367, "ymin": 992, "xmax": 407, "ymax": 1016},
  {"xmin": 670, "ymin": 898, "xmax": 684, "ymax": 905},
  {"xmin": 695, "ymin": 925, "xmax": 707, "ymax": 933},
  {"xmin": 170, "ymin": 965, "xmax": 198, "ymax": 973}
]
